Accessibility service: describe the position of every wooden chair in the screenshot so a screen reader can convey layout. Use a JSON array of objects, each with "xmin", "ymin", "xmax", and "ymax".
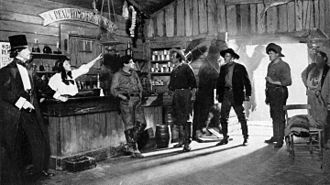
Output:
[{"xmin": 284, "ymin": 104, "xmax": 324, "ymax": 159}]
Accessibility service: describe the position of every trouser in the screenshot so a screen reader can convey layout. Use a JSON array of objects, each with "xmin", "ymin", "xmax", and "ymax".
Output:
[
  {"xmin": 267, "ymin": 85, "xmax": 288, "ymax": 144},
  {"xmin": 193, "ymin": 90, "xmax": 213, "ymax": 137},
  {"xmin": 220, "ymin": 89, "xmax": 248, "ymax": 139},
  {"xmin": 120, "ymin": 96, "xmax": 146, "ymax": 150},
  {"xmin": 1, "ymin": 111, "xmax": 50, "ymax": 184},
  {"xmin": 172, "ymin": 89, "xmax": 193, "ymax": 145}
]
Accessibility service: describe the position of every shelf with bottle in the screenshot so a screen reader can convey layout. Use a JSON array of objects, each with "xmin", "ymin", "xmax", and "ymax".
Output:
[{"xmin": 31, "ymin": 53, "xmax": 67, "ymax": 59}]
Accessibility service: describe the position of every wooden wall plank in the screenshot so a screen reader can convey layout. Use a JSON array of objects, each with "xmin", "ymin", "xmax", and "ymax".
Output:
[
  {"xmin": 319, "ymin": 0, "xmax": 325, "ymax": 31},
  {"xmin": 147, "ymin": 19, "xmax": 154, "ymax": 37},
  {"xmin": 217, "ymin": 0, "xmax": 226, "ymax": 33},
  {"xmin": 302, "ymin": 0, "xmax": 312, "ymax": 29},
  {"xmin": 156, "ymin": 10, "xmax": 164, "ymax": 37},
  {"xmin": 199, "ymin": 0, "xmax": 208, "ymax": 34},
  {"xmin": 266, "ymin": 7, "xmax": 277, "ymax": 33},
  {"xmin": 296, "ymin": 0, "xmax": 303, "ymax": 31},
  {"xmin": 287, "ymin": 1, "xmax": 295, "ymax": 32},
  {"xmin": 239, "ymin": 4, "xmax": 250, "ymax": 34},
  {"xmin": 0, "ymin": 20, "xmax": 58, "ymax": 36},
  {"xmin": 278, "ymin": 4, "xmax": 288, "ymax": 32},
  {"xmin": 257, "ymin": 3, "xmax": 265, "ymax": 33},
  {"xmin": 192, "ymin": 0, "xmax": 200, "ymax": 35},
  {"xmin": 207, "ymin": 0, "xmax": 217, "ymax": 35},
  {"xmin": 314, "ymin": 0, "xmax": 320, "ymax": 28},
  {"xmin": 176, "ymin": 0, "xmax": 185, "ymax": 36},
  {"xmin": 324, "ymin": 0, "xmax": 330, "ymax": 35},
  {"xmin": 250, "ymin": 4, "xmax": 257, "ymax": 33},
  {"xmin": 226, "ymin": 5, "xmax": 237, "ymax": 35},
  {"xmin": 165, "ymin": 5, "xmax": 175, "ymax": 37},
  {"xmin": 0, "ymin": 31, "xmax": 58, "ymax": 46},
  {"xmin": 185, "ymin": 0, "xmax": 193, "ymax": 36}
]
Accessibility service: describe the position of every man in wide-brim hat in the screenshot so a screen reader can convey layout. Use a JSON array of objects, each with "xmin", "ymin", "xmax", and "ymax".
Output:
[
  {"xmin": 220, "ymin": 48, "xmax": 240, "ymax": 60},
  {"xmin": 0, "ymin": 34, "xmax": 52, "ymax": 184},
  {"xmin": 216, "ymin": 47, "xmax": 251, "ymax": 146},
  {"xmin": 264, "ymin": 43, "xmax": 292, "ymax": 148}
]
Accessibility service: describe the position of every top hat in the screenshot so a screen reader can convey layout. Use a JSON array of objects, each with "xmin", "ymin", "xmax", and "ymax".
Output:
[
  {"xmin": 220, "ymin": 48, "xmax": 240, "ymax": 59},
  {"xmin": 169, "ymin": 48, "xmax": 186, "ymax": 61},
  {"xmin": 8, "ymin": 35, "xmax": 28, "ymax": 51},
  {"xmin": 266, "ymin": 43, "xmax": 285, "ymax": 57}
]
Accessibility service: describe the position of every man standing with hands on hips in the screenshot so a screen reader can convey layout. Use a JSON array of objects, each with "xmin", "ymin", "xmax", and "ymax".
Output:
[{"xmin": 264, "ymin": 43, "xmax": 292, "ymax": 148}]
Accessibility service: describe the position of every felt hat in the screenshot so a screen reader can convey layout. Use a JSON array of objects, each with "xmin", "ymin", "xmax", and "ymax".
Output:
[
  {"xmin": 220, "ymin": 48, "xmax": 240, "ymax": 59},
  {"xmin": 169, "ymin": 48, "xmax": 186, "ymax": 61},
  {"xmin": 266, "ymin": 43, "xmax": 285, "ymax": 57},
  {"xmin": 8, "ymin": 35, "xmax": 28, "ymax": 51}
]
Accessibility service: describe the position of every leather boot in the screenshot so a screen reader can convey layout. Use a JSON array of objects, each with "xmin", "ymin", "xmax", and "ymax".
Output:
[
  {"xmin": 124, "ymin": 129, "xmax": 135, "ymax": 154},
  {"xmin": 183, "ymin": 122, "xmax": 192, "ymax": 152},
  {"xmin": 173, "ymin": 125, "xmax": 184, "ymax": 148}
]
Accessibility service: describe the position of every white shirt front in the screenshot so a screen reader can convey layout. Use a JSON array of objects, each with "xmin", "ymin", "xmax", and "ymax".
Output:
[
  {"xmin": 16, "ymin": 63, "xmax": 31, "ymax": 91},
  {"xmin": 48, "ymin": 64, "xmax": 90, "ymax": 99}
]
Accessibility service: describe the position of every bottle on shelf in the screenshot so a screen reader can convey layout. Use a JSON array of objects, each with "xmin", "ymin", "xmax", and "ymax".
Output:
[
  {"xmin": 53, "ymin": 42, "xmax": 62, "ymax": 54},
  {"xmin": 32, "ymin": 39, "xmax": 41, "ymax": 53}
]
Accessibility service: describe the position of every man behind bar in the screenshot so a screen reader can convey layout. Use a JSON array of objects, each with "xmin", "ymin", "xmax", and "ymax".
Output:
[
  {"xmin": 168, "ymin": 49, "xmax": 197, "ymax": 152},
  {"xmin": 264, "ymin": 43, "xmax": 292, "ymax": 148},
  {"xmin": 0, "ymin": 35, "xmax": 51, "ymax": 184}
]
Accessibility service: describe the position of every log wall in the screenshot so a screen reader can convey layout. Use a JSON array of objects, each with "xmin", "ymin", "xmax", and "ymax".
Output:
[
  {"xmin": 0, "ymin": 0, "xmax": 145, "ymax": 60},
  {"xmin": 146, "ymin": 0, "xmax": 330, "ymax": 42}
]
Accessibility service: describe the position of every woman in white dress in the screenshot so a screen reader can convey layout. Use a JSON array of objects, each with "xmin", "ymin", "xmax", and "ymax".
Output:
[{"xmin": 48, "ymin": 54, "xmax": 103, "ymax": 102}]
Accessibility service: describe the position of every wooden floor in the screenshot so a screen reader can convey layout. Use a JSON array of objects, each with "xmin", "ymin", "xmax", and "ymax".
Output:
[{"xmin": 39, "ymin": 122, "xmax": 330, "ymax": 185}]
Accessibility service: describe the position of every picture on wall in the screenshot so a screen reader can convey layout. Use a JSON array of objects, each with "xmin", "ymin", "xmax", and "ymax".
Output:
[{"xmin": 0, "ymin": 42, "xmax": 12, "ymax": 69}]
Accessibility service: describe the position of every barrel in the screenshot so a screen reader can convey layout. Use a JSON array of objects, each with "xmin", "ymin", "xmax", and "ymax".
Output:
[{"xmin": 155, "ymin": 125, "xmax": 171, "ymax": 148}]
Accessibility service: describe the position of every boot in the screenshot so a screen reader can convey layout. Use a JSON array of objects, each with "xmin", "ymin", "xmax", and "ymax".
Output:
[
  {"xmin": 131, "ymin": 143, "xmax": 143, "ymax": 158},
  {"xmin": 216, "ymin": 135, "xmax": 229, "ymax": 146},
  {"xmin": 124, "ymin": 129, "xmax": 135, "ymax": 154},
  {"xmin": 173, "ymin": 125, "xmax": 184, "ymax": 148},
  {"xmin": 182, "ymin": 122, "xmax": 192, "ymax": 152}
]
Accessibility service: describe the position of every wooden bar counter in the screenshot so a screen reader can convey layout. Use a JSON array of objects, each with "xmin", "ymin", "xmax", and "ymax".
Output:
[{"xmin": 41, "ymin": 95, "xmax": 162, "ymax": 170}]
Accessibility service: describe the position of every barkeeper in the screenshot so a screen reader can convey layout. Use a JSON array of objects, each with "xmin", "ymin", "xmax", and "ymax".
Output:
[
  {"xmin": 48, "ymin": 54, "xmax": 103, "ymax": 102},
  {"xmin": 168, "ymin": 49, "xmax": 197, "ymax": 152}
]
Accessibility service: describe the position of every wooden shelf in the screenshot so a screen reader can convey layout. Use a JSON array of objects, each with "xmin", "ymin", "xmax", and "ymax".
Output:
[
  {"xmin": 150, "ymin": 72, "xmax": 171, "ymax": 76},
  {"xmin": 150, "ymin": 60, "xmax": 170, "ymax": 63},
  {"xmin": 32, "ymin": 53, "xmax": 67, "ymax": 59}
]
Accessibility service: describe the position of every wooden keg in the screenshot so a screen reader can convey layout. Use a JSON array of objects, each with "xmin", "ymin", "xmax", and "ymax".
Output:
[{"xmin": 155, "ymin": 125, "xmax": 171, "ymax": 148}]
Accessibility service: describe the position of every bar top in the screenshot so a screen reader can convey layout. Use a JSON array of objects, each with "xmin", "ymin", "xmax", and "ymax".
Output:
[{"xmin": 41, "ymin": 94, "xmax": 162, "ymax": 117}]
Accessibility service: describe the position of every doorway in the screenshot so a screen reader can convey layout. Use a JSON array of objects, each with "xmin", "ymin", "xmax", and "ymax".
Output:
[{"xmin": 240, "ymin": 43, "xmax": 309, "ymax": 123}]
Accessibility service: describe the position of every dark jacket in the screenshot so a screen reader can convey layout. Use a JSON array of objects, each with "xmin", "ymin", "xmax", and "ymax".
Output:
[
  {"xmin": 0, "ymin": 59, "xmax": 50, "ymax": 182},
  {"xmin": 217, "ymin": 62, "xmax": 252, "ymax": 105}
]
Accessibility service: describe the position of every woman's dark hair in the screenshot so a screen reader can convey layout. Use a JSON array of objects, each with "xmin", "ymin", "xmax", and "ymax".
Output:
[
  {"xmin": 9, "ymin": 48, "xmax": 25, "ymax": 58},
  {"xmin": 53, "ymin": 57, "xmax": 74, "ymax": 85}
]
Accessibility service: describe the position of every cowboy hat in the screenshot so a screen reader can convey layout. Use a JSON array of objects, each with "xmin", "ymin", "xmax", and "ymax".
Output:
[
  {"xmin": 220, "ymin": 48, "xmax": 240, "ymax": 59},
  {"xmin": 266, "ymin": 43, "xmax": 285, "ymax": 57},
  {"xmin": 169, "ymin": 48, "xmax": 186, "ymax": 61}
]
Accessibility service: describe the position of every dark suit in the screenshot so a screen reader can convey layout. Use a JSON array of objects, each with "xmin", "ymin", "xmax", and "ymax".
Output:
[
  {"xmin": 216, "ymin": 62, "xmax": 251, "ymax": 139},
  {"xmin": 0, "ymin": 59, "xmax": 50, "ymax": 184}
]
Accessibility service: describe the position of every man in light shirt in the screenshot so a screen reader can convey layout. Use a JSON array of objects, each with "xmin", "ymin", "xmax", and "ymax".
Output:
[{"xmin": 0, "ymin": 35, "xmax": 51, "ymax": 184}]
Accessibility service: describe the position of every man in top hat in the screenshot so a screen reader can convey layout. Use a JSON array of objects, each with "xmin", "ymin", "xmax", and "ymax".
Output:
[
  {"xmin": 264, "ymin": 43, "xmax": 292, "ymax": 148},
  {"xmin": 216, "ymin": 48, "xmax": 251, "ymax": 146},
  {"xmin": 168, "ymin": 48, "xmax": 197, "ymax": 152},
  {"xmin": 0, "ymin": 35, "xmax": 51, "ymax": 184}
]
